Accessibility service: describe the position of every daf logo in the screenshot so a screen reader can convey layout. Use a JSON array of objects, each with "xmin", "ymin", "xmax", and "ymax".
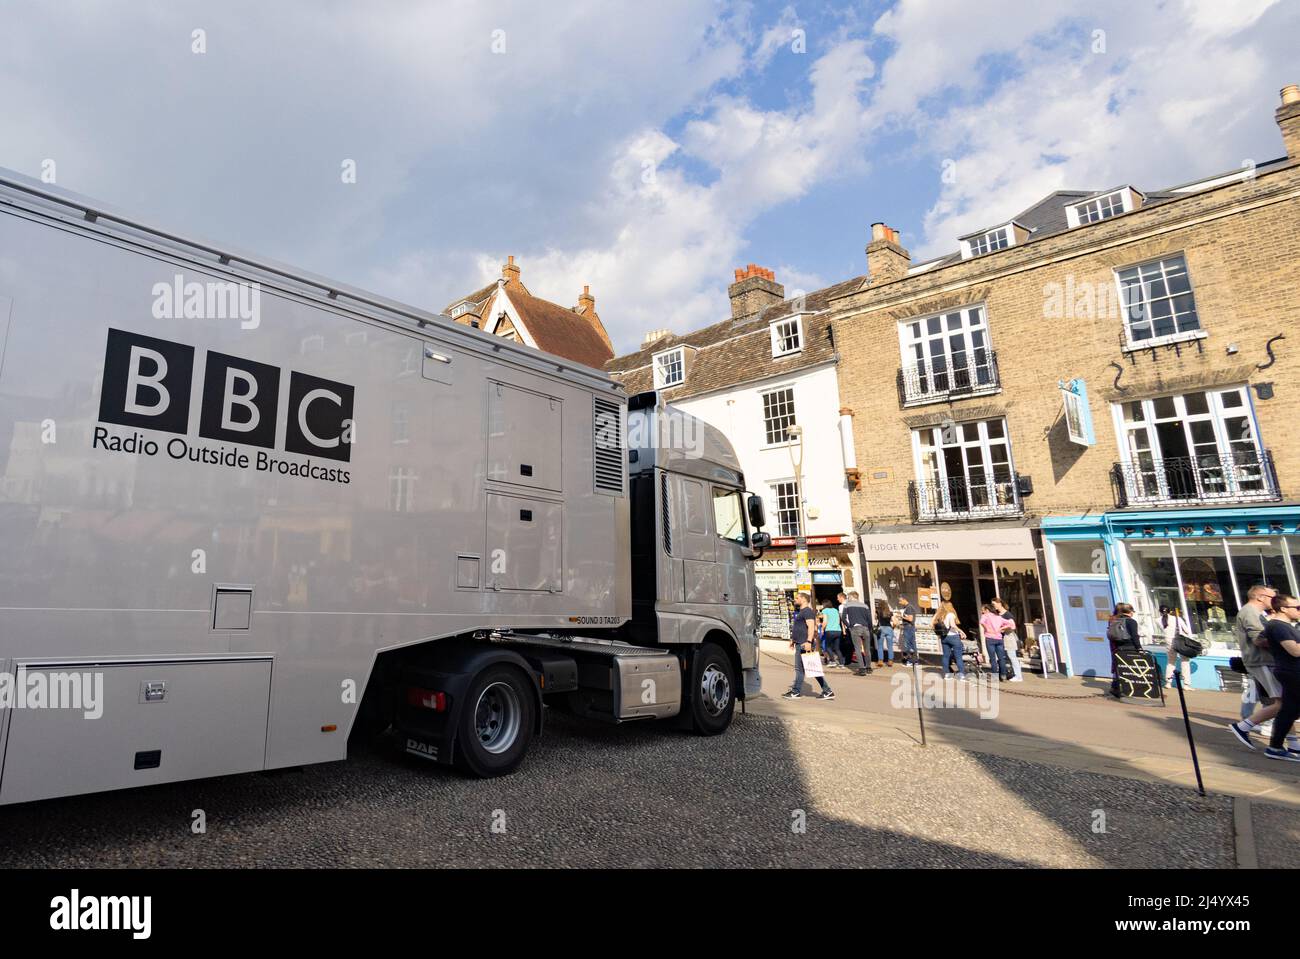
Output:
[
  {"xmin": 405, "ymin": 738, "xmax": 438, "ymax": 760},
  {"xmin": 98, "ymin": 328, "xmax": 355, "ymax": 462}
]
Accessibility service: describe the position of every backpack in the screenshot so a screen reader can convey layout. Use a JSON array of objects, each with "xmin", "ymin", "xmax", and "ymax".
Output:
[{"xmin": 1106, "ymin": 617, "xmax": 1132, "ymax": 645}]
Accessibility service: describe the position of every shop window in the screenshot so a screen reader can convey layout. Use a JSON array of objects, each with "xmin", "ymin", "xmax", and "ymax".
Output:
[{"xmin": 1054, "ymin": 540, "xmax": 1108, "ymax": 576}]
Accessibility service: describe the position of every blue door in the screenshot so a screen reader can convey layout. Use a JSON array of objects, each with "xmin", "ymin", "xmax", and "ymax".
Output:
[{"xmin": 1058, "ymin": 578, "xmax": 1115, "ymax": 677}]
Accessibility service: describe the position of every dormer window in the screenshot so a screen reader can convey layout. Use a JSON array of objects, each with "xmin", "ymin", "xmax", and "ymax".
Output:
[
  {"xmin": 1066, "ymin": 187, "xmax": 1143, "ymax": 227},
  {"xmin": 959, "ymin": 222, "xmax": 1028, "ymax": 259},
  {"xmin": 653, "ymin": 347, "xmax": 685, "ymax": 388},
  {"xmin": 770, "ymin": 316, "xmax": 803, "ymax": 357},
  {"xmin": 450, "ymin": 301, "xmax": 474, "ymax": 319},
  {"xmin": 969, "ymin": 226, "xmax": 1010, "ymax": 256}
]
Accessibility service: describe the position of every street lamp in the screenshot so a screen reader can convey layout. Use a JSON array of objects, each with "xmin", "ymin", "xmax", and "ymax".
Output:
[{"xmin": 786, "ymin": 424, "xmax": 811, "ymax": 598}]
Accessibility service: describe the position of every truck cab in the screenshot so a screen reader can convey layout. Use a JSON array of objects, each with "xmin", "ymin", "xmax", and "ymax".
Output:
[{"xmin": 624, "ymin": 392, "xmax": 770, "ymax": 698}]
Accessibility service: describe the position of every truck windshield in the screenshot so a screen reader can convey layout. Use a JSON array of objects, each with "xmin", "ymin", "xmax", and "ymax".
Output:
[{"xmin": 711, "ymin": 487, "xmax": 746, "ymax": 544}]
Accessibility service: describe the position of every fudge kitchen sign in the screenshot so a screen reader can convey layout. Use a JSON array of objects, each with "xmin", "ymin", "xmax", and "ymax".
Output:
[{"xmin": 93, "ymin": 328, "xmax": 354, "ymax": 485}]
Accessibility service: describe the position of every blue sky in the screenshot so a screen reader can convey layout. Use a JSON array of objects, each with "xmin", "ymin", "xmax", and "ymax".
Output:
[{"xmin": 1, "ymin": 0, "xmax": 1297, "ymax": 353}]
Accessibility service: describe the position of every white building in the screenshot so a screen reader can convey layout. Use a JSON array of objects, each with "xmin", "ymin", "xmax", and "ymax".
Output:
[{"xmin": 607, "ymin": 265, "xmax": 864, "ymax": 639}]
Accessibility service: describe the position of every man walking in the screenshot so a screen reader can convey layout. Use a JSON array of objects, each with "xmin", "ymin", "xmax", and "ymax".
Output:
[
  {"xmin": 1229, "ymin": 584, "xmax": 1299, "ymax": 751},
  {"xmin": 784, "ymin": 591, "xmax": 834, "ymax": 700},
  {"xmin": 897, "ymin": 594, "xmax": 920, "ymax": 666},
  {"xmin": 840, "ymin": 590, "xmax": 874, "ymax": 676}
]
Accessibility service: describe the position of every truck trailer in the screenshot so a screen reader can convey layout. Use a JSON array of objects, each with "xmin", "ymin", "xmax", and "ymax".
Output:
[{"xmin": 0, "ymin": 169, "xmax": 773, "ymax": 804}]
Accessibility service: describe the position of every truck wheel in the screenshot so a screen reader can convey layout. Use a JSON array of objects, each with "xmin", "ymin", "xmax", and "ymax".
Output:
[
  {"xmin": 687, "ymin": 643, "xmax": 735, "ymax": 736},
  {"xmin": 454, "ymin": 664, "xmax": 535, "ymax": 777}
]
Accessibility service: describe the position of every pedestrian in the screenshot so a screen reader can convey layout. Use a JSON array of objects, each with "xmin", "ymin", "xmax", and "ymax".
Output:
[
  {"xmin": 821, "ymin": 599, "xmax": 845, "ymax": 669},
  {"xmin": 897, "ymin": 594, "xmax": 920, "ymax": 666},
  {"xmin": 1229, "ymin": 584, "xmax": 1300, "ymax": 751},
  {"xmin": 874, "ymin": 600, "xmax": 895, "ymax": 667},
  {"xmin": 1105, "ymin": 602, "xmax": 1142, "ymax": 698},
  {"xmin": 1159, "ymin": 604, "xmax": 1194, "ymax": 688},
  {"xmin": 936, "ymin": 599, "xmax": 967, "ymax": 679},
  {"xmin": 784, "ymin": 591, "xmax": 834, "ymax": 700},
  {"xmin": 1260, "ymin": 592, "xmax": 1300, "ymax": 761},
  {"xmin": 980, "ymin": 602, "xmax": 1011, "ymax": 681},
  {"xmin": 991, "ymin": 597, "xmax": 1022, "ymax": 681},
  {"xmin": 839, "ymin": 591, "xmax": 874, "ymax": 676}
]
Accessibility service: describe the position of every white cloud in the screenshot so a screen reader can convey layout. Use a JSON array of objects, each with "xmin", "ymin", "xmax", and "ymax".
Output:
[{"xmin": 868, "ymin": 0, "xmax": 1297, "ymax": 260}]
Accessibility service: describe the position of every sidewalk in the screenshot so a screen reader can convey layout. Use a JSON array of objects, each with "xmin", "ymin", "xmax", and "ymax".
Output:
[{"xmin": 751, "ymin": 645, "xmax": 1300, "ymax": 809}]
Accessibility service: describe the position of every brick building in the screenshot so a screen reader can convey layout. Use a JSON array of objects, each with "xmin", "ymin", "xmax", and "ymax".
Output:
[
  {"xmin": 829, "ymin": 84, "xmax": 1300, "ymax": 682},
  {"xmin": 606, "ymin": 265, "xmax": 864, "ymax": 639},
  {"xmin": 443, "ymin": 256, "xmax": 614, "ymax": 368}
]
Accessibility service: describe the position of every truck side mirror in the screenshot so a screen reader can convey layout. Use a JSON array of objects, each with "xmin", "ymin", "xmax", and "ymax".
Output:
[
  {"xmin": 750, "ymin": 532, "xmax": 772, "ymax": 550},
  {"xmin": 747, "ymin": 494, "xmax": 766, "ymax": 530}
]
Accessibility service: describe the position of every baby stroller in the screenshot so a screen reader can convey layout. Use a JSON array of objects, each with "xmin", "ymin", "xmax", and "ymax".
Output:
[{"xmin": 961, "ymin": 637, "xmax": 986, "ymax": 678}]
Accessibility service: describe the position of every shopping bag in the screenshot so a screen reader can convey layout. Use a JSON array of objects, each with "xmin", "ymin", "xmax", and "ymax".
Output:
[{"xmin": 801, "ymin": 652, "xmax": 824, "ymax": 678}]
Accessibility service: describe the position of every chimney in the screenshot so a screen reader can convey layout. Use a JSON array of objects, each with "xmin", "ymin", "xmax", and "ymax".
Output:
[
  {"xmin": 502, "ymin": 255, "xmax": 521, "ymax": 283},
  {"xmin": 642, "ymin": 329, "xmax": 671, "ymax": 348},
  {"xmin": 1278, "ymin": 84, "xmax": 1300, "ymax": 160},
  {"xmin": 577, "ymin": 284, "xmax": 595, "ymax": 313},
  {"xmin": 866, "ymin": 222, "xmax": 911, "ymax": 285},
  {"xmin": 727, "ymin": 264, "xmax": 785, "ymax": 320}
]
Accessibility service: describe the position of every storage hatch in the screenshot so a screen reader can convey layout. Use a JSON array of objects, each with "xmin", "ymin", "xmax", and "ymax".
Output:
[{"xmin": 487, "ymin": 381, "xmax": 562, "ymax": 492}]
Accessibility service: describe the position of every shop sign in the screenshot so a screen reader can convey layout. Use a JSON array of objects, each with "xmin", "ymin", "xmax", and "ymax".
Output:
[
  {"xmin": 1059, "ymin": 379, "xmax": 1095, "ymax": 447},
  {"xmin": 1114, "ymin": 519, "xmax": 1300, "ymax": 540},
  {"xmin": 860, "ymin": 527, "xmax": 1035, "ymax": 561}
]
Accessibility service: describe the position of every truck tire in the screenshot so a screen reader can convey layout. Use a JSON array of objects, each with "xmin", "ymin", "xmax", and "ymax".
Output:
[
  {"xmin": 687, "ymin": 643, "xmax": 735, "ymax": 736},
  {"xmin": 454, "ymin": 664, "xmax": 536, "ymax": 777}
]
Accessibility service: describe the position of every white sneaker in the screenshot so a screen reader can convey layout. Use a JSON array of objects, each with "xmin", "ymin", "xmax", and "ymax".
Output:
[{"xmin": 1259, "ymin": 722, "xmax": 1275, "ymax": 738}]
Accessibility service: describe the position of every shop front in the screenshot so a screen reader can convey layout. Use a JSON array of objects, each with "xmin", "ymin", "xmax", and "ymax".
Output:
[
  {"xmin": 858, "ymin": 526, "xmax": 1051, "ymax": 660},
  {"xmin": 1043, "ymin": 506, "xmax": 1300, "ymax": 687},
  {"xmin": 756, "ymin": 538, "xmax": 858, "ymax": 640}
]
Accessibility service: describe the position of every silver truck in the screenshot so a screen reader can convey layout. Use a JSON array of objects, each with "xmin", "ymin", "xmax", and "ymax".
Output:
[{"xmin": 0, "ymin": 170, "xmax": 772, "ymax": 804}]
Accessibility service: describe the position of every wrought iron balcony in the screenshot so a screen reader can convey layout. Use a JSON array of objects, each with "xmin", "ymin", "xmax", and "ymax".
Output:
[
  {"xmin": 897, "ymin": 350, "xmax": 1000, "ymax": 407},
  {"xmin": 1110, "ymin": 449, "xmax": 1280, "ymax": 508},
  {"xmin": 909, "ymin": 474, "xmax": 1024, "ymax": 522}
]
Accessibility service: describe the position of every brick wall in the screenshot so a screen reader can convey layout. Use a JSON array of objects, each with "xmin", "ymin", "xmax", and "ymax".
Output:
[{"xmin": 831, "ymin": 161, "xmax": 1300, "ymax": 526}]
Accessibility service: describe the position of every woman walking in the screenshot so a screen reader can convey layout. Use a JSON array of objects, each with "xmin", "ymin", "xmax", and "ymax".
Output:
[
  {"xmin": 874, "ymin": 599, "xmax": 895, "ymax": 667},
  {"xmin": 936, "ymin": 600, "xmax": 967, "ymax": 679},
  {"xmin": 1160, "ymin": 604, "xmax": 1195, "ymax": 688}
]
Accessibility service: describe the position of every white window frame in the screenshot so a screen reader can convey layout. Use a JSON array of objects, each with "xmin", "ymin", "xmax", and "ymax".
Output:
[
  {"xmin": 771, "ymin": 480, "xmax": 802, "ymax": 538},
  {"xmin": 760, "ymin": 385, "xmax": 798, "ymax": 447},
  {"xmin": 911, "ymin": 418, "xmax": 1019, "ymax": 518},
  {"xmin": 652, "ymin": 347, "xmax": 685, "ymax": 389},
  {"xmin": 769, "ymin": 316, "xmax": 803, "ymax": 357},
  {"xmin": 963, "ymin": 225, "xmax": 1011, "ymax": 258},
  {"xmin": 449, "ymin": 301, "xmax": 473, "ymax": 319},
  {"xmin": 897, "ymin": 304, "xmax": 997, "ymax": 404},
  {"xmin": 1110, "ymin": 386, "xmax": 1271, "ymax": 503},
  {"xmin": 1066, "ymin": 189, "xmax": 1135, "ymax": 227},
  {"xmin": 1114, "ymin": 253, "xmax": 1203, "ymax": 350}
]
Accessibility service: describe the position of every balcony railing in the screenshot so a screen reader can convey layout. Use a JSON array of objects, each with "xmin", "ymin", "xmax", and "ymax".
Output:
[
  {"xmin": 909, "ymin": 474, "xmax": 1023, "ymax": 522},
  {"xmin": 897, "ymin": 350, "xmax": 1000, "ymax": 407},
  {"xmin": 1110, "ymin": 449, "xmax": 1280, "ymax": 508}
]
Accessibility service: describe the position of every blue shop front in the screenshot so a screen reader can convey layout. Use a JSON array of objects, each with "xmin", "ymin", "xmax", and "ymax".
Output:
[{"xmin": 1042, "ymin": 506, "xmax": 1300, "ymax": 688}]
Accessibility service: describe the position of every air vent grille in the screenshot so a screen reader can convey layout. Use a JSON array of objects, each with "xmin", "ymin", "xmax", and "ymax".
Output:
[{"xmin": 593, "ymin": 397, "xmax": 626, "ymax": 495}]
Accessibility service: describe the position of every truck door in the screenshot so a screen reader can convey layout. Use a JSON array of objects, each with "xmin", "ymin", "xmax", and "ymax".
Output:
[
  {"xmin": 709, "ymin": 485, "xmax": 751, "ymax": 611},
  {"xmin": 669, "ymin": 473, "xmax": 720, "ymax": 604}
]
